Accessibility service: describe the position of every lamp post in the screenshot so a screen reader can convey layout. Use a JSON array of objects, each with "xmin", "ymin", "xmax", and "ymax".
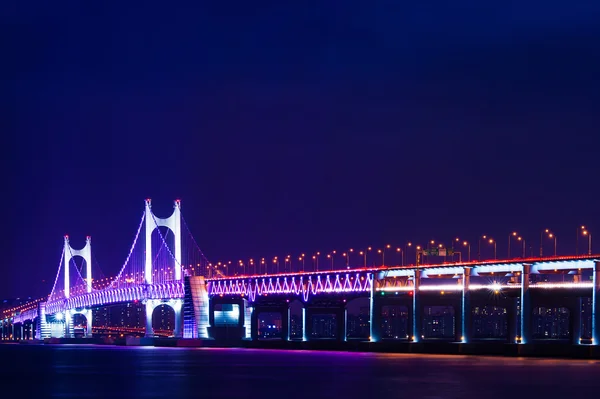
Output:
[
  {"xmin": 377, "ymin": 249, "xmax": 384, "ymax": 266},
  {"xmin": 348, "ymin": 249, "xmax": 354, "ymax": 269},
  {"xmin": 383, "ymin": 244, "xmax": 391, "ymax": 266},
  {"xmin": 508, "ymin": 231, "xmax": 518, "ymax": 258},
  {"xmin": 542, "ymin": 230, "xmax": 557, "ymax": 257},
  {"xmin": 327, "ymin": 251, "xmax": 336, "ymax": 270},
  {"xmin": 463, "ymin": 241, "xmax": 471, "ymax": 262},
  {"xmin": 517, "ymin": 237, "xmax": 526, "ymax": 257},
  {"xmin": 540, "ymin": 229, "xmax": 551, "ymax": 257},
  {"xmin": 416, "ymin": 245, "xmax": 422, "ymax": 266},
  {"xmin": 478, "ymin": 235, "xmax": 487, "ymax": 261},
  {"xmin": 583, "ymin": 229, "xmax": 592, "ymax": 255},
  {"xmin": 488, "ymin": 238, "xmax": 497, "ymax": 259},
  {"xmin": 397, "ymin": 247, "xmax": 403, "ymax": 266},
  {"xmin": 364, "ymin": 247, "xmax": 372, "ymax": 267},
  {"xmin": 405, "ymin": 242, "xmax": 412, "ymax": 266}
]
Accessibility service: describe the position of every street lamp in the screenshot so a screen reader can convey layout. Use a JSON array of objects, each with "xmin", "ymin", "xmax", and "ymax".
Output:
[
  {"xmin": 541, "ymin": 230, "xmax": 557, "ymax": 256},
  {"xmin": 463, "ymin": 241, "xmax": 471, "ymax": 262},
  {"xmin": 405, "ymin": 242, "xmax": 412, "ymax": 266},
  {"xmin": 416, "ymin": 245, "xmax": 422, "ymax": 266},
  {"xmin": 478, "ymin": 235, "xmax": 488, "ymax": 261},
  {"xmin": 363, "ymin": 247, "xmax": 372, "ymax": 267},
  {"xmin": 383, "ymin": 244, "xmax": 391, "ymax": 266},
  {"xmin": 347, "ymin": 249, "xmax": 354, "ymax": 269},
  {"xmin": 517, "ymin": 236, "xmax": 526, "ymax": 257},
  {"xmin": 327, "ymin": 251, "xmax": 336, "ymax": 270},
  {"xmin": 508, "ymin": 231, "xmax": 518, "ymax": 258},
  {"xmin": 488, "ymin": 238, "xmax": 497, "ymax": 259},
  {"xmin": 583, "ymin": 229, "xmax": 592, "ymax": 255},
  {"xmin": 397, "ymin": 247, "xmax": 403, "ymax": 266}
]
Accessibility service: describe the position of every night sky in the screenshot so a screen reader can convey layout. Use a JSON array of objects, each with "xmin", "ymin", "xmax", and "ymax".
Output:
[{"xmin": 3, "ymin": 2, "xmax": 600, "ymax": 299}]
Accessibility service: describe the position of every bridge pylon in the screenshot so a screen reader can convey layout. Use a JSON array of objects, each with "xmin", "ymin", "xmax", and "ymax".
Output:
[
  {"xmin": 63, "ymin": 235, "xmax": 93, "ymax": 297},
  {"xmin": 144, "ymin": 199, "xmax": 182, "ymax": 284}
]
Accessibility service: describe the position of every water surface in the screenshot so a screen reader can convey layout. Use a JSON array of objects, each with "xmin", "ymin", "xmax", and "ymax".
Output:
[{"xmin": 1, "ymin": 344, "xmax": 598, "ymax": 398}]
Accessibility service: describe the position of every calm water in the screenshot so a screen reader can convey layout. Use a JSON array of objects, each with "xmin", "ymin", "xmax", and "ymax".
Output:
[{"xmin": 1, "ymin": 344, "xmax": 599, "ymax": 398}]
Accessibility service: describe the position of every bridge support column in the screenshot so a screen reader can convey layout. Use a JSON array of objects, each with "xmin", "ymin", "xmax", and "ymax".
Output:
[
  {"xmin": 520, "ymin": 264, "xmax": 532, "ymax": 344},
  {"xmin": 173, "ymin": 300, "xmax": 183, "ymax": 338},
  {"xmin": 302, "ymin": 307, "xmax": 308, "ymax": 341},
  {"xmin": 64, "ymin": 310, "xmax": 73, "ymax": 338},
  {"xmin": 507, "ymin": 297, "xmax": 519, "ymax": 343},
  {"xmin": 250, "ymin": 306, "xmax": 259, "ymax": 341},
  {"xmin": 572, "ymin": 297, "xmax": 582, "ymax": 345},
  {"xmin": 369, "ymin": 272, "xmax": 382, "ymax": 342},
  {"xmin": 86, "ymin": 313, "xmax": 93, "ymax": 338},
  {"xmin": 592, "ymin": 261, "xmax": 600, "ymax": 345},
  {"xmin": 412, "ymin": 269, "xmax": 422, "ymax": 343},
  {"xmin": 145, "ymin": 301, "xmax": 153, "ymax": 337},
  {"xmin": 461, "ymin": 267, "xmax": 472, "ymax": 343},
  {"xmin": 281, "ymin": 306, "xmax": 290, "ymax": 341},
  {"xmin": 243, "ymin": 300, "xmax": 252, "ymax": 340},
  {"xmin": 337, "ymin": 306, "xmax": 347, "ymax": 342}
]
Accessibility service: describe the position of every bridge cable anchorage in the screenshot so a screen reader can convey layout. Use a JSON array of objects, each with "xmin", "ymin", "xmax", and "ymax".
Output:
[{"xmin": 109, "ymin": 211, "xmax": 146, "ymax": 290}]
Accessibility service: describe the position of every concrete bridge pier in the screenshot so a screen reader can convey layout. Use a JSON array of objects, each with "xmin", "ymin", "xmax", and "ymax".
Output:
[
  {"xmin": 145, "ymin": 299, "xmax": 183, "ymax": 338},
  {"xmin": 64, "ymin": 310, "xmax": 73, "ymax": 338},
  {"xmin": 592, "ymin": 261, "xmax": 600, "ymax": 345},
  {"xmin": 369, "ymin": 272, "xmax": 382, "ymax": 342},
  {"xmin": 507, "ymin": 297, "xmax": 519, "ymax": 343},
  {"xmin": 412, "ymin": 269, "xmax": 422, "ymax": 342},
  {"xmin": 572, "ymin": 297, "xmax": 582, "ymax": 345},
  {"xmin": 87, "ymin": 314, "xmax": 93, "ymax": 338},
  {"xmin": 461, "ymin": 267, "xmax": 472, "ymax": 343},
  {"xmin": 520, "ymin": 264, "xmax": 532, "ymax": 344}
]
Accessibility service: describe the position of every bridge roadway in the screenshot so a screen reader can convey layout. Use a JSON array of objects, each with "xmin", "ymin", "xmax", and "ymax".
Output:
[{"xmin": 3, "ymin": 254, "xmax": 600, "ymax": 347}]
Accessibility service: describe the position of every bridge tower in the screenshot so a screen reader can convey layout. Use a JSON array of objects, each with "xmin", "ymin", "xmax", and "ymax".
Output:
[
  {"xmin": 144, "ymin": 199, "xmax": 182, "ymax": 283},
  {"xmin": 143, "ymin": 199, "xmax": 183, "ymax": 337},
  {"xmin": 63, "ymin": 235, "xmax": 93, "ymax": 297},
  {"xmin": 63, "ymin": 235, "xmax": 93, "ymax": 338}
]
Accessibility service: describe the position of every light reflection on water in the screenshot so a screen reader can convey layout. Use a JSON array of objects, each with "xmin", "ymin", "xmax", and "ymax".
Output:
[{"xmin": 1, "ymin": 345, "xmax": 599, "ymax": 398}]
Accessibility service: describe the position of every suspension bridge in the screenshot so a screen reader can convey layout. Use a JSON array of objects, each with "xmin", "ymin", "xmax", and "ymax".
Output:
[{"xmin": 2, "ymin": 200, "xmax": 600, "ymax": 349}]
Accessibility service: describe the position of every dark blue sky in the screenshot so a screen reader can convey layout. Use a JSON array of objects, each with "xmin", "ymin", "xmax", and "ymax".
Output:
[{"xmin": 3, "ymin": 2, "xmax": 600, "ymax": 298}]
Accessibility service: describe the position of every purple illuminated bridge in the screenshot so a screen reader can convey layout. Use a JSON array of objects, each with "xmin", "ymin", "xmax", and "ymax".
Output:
[{"xmin": 2, "ymin": 200, "xmax": 600, "ymax": 347}]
